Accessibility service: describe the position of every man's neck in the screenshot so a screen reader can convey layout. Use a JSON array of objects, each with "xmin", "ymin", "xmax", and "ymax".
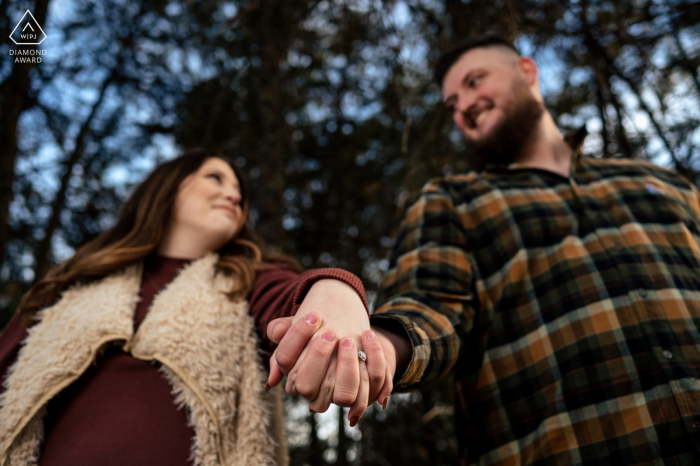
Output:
[{"xmin": 514, "ymin": 114, "xmax": 573, "ymax": 177}]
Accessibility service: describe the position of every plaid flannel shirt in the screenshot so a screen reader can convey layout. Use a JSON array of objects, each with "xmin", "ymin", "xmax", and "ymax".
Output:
[{"xmin": 371, "ymin": 130, "xmax": 700, "ymax": 465}]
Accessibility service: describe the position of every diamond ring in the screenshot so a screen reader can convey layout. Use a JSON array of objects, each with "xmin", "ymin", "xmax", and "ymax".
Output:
[{"xmin": 358, "ymin": 351, "xmax": 367, "ymax": 362}]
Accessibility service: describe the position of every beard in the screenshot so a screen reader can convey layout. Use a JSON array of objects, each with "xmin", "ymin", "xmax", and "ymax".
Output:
[{"xmin": 462, "ymin": 80, "xmax": 545, "ymax": 169}]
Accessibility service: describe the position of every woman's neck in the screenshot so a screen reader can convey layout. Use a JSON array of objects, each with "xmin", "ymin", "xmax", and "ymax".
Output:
[{"xmin": 158, "ymin": 225, "xmax": 218, "ymax": 259}]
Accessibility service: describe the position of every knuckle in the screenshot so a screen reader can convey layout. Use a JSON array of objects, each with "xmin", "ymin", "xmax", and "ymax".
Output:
[
  {"xmin": 334, "ymin": 387, "xmax": 357, "ymax": 407},
  {"xmin": 308, "ymin": 343, "xmax": 331, "ymax": 359},
  {"xmin": 275, "ymin": 353, "xmax": 294, "ymax": 372},
  {"xmin": 295, "ymin": 380, "xmax": 316, "ymax": 399},
  {"xmin": 368, "ymin": 371, "xmax": 383, "ymax": 386}
]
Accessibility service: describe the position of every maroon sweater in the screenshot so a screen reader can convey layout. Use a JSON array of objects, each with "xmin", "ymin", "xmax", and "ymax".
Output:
[{"xmin": 0, "ymin": 257, "xmax": 366, "ymax": 466}]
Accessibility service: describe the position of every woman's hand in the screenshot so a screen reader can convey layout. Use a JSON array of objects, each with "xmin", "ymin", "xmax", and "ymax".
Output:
[{"xmin": 266, "ymin": 279, "xmax": 394, "ymax": 424}]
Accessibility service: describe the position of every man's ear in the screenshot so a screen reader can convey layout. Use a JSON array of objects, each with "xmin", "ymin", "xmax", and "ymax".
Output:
[{"xmin": 517, "ymin": 57, "xmax": 539, "ymax": 87}]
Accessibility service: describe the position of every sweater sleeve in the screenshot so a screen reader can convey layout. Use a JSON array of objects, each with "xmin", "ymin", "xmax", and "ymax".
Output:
[
  {"xmin": 248, "ymin": 264, "xmax": 368, "ymax": 353},
  {"xmin": 0, "ymin": 314, "xmax": 29, "ymax": 394}
]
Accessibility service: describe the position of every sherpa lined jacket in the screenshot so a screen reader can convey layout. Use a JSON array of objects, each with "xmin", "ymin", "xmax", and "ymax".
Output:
[{"xmin": 0, "ymin": 254, "xmax": 367, "ymax": 466}]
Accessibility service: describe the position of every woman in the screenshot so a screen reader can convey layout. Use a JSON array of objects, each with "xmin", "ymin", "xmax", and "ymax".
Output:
[{"xmin": 0, "ymin": 150, "xmax": 381, "ymax": 466}]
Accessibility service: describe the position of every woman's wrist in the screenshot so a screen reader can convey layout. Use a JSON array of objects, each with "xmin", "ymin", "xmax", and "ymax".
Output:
[{"xmin": 293, "ymin": 279, "xmax": 369, "ymax": 325}]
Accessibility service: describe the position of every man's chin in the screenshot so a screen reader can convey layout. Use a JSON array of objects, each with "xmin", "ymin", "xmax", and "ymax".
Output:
[
  {"xmin": 464, "ymin": 131, "xmax": 515, "ymax": 169},
  {"xmin": 463, "ymin": 87, "xmax": 544, "ymax": 170}
]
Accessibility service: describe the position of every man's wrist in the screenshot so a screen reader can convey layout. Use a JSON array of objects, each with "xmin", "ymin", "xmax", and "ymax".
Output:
[{"xmin": 372, "ymin": 325, "xmax": 411, "ymax": 380}]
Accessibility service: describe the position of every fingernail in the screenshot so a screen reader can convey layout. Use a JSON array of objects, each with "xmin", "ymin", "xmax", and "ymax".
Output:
[
  {"xmin": 382, "ymin": 397, "xmax": 388, "ymax": 410},
  {"xmin": 309, "ymin": 408, "xmax": 316, "ymax": 414},
  {"xmin": 264, "ymin": 382, "xmax": 271, "ymax": 392},
  {"xmin": 364, "ymin": 331, "xmax": 376, "ymax": 340},
  {"xmin": 304, "ymin": 313, "xmax": 318, "ymax": 325},
  {"xmin": 341, "ymin": 338, "xmax": 354, "ymax": 349},
  {"xmin": 321, "ymin": 331, "xmax": 335, "ymax": 342},
  {"xmin": 349, "ymin": 414, "xmax": 361, "ymax": 427}
]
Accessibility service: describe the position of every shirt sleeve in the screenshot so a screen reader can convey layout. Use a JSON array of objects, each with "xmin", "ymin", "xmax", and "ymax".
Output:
[
  {"xmin": 370, "ymin": 178, "xmax": 477, "ymax": 391},
  {"xmin": 249, "ymin": 264, "xmax": 368, "ymax": 353},
  {"xmin": 687, "ymin": 182, "xmax": 700, "ymax": 218}
]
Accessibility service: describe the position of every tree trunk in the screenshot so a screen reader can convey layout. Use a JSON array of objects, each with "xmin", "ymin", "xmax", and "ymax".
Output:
[
  {"xmin": 336, "ymin": 407, "xmax": 349, "ymax": 466},
  {"xmin": 307, "ymin": 411, "xmax": 326, "ymax": 466},
  {"xmin": 0, "ymin": 0, "xmax": 51, "ymax": 280}
]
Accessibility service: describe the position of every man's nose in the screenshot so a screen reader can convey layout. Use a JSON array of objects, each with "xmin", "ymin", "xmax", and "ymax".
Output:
[{"xmin": 454, "ymin": 90, "xmax": 475, "ymax": 113}]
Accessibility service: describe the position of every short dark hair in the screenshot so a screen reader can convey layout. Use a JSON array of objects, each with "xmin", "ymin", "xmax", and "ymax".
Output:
[{"xmin": 433, "ymin": 35, "xmax": 520, "ymax": 86}]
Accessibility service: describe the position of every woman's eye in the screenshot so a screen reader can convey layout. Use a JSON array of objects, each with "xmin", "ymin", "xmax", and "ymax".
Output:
[{"xmin": 207, "ymin": 173, "xmax": 221, "ymax": 183}]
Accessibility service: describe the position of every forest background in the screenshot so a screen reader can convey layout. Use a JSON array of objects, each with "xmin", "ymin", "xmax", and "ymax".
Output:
[{"xmin": 0, "ymin": 0, "xmax": 698, "ymax": 464}]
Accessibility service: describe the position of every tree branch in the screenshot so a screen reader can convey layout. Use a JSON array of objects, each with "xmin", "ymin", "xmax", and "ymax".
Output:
[{"xmin": 32, "ymin": 69, "xmax": 117, "ymax": 282}]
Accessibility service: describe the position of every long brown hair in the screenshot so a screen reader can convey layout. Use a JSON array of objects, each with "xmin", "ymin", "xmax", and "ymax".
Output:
[{"xmin": 17, "ymin": 149, "xmax": 299, "ymax": 322}]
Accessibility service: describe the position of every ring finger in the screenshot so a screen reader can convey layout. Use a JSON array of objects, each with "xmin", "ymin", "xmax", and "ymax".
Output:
[{"xmin": 348, "ymin": 359, "xmax": 369, "ymax": 427}]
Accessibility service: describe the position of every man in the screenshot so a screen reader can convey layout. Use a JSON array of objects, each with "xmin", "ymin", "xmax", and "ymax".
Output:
[{"xmin": 268, "ymin": 35, "xmax": 700, "ymax": 464}]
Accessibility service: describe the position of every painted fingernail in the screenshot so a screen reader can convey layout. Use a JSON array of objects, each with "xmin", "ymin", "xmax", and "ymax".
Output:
[
  {"xmin": 341, "ymin": 338, "xmax": 354, "ymax": 349},
  {"xmin": 382, "ymin": 397, "xmax": 388, "ymax": 410},
  {"xmin": 349, "ymin": 414, "xmax": 361, "ymax": 427},
  {"xmin": 364, "ymin": 331, "xmax": 376, "ymax": 340},
  {"xmin": 304, "ymin": 313, "xmax": 318, "ymax": 325},
  {"xmin": 321, "ymin": 331, "xmax": 335, "ymax": 342},
  {"xmin": 264, "ymin": 382, "xmax": 271, "ymax": 392}
]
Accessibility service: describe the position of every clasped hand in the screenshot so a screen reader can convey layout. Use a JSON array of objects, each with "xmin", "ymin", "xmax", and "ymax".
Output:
[{"xmin": 265, "ymin": 279, "xmax": 394, "ymax": 425}]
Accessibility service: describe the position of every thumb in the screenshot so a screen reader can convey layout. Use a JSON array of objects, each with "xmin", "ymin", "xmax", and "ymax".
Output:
[{"xmin": 267, "ymin": 316, "xmax": 294, "ymax": 345}]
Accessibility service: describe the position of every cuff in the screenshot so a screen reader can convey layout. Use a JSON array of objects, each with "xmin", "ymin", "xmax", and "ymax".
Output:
[
  {"xmin": 292, "ymin": 268, "xmax": 369, "ymax": 315},
  {"xmin": 369, "ymin": 314, "xmax": 414, "ymax": 386},
  {"xmin": 369, "ymin": 313, "xmax": 429, "ymax": 392}
]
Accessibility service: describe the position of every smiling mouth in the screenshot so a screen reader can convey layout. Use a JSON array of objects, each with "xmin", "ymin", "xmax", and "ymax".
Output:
[
  {"xmin": 215, "ymin": 205, "xmax": 238, "ymax": 216},
  {"xmin": 467, "ymin": 104, "xmax": 494, "ymax": 129}
]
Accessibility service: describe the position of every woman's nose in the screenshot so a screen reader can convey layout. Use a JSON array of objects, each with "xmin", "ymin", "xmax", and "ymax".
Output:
[{"xmin": 225, "ymin": 186, "xmax": 242, "ymax": 204}]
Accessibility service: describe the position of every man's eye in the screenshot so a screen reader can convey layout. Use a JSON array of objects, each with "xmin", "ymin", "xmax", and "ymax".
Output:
[{"xmin": 470, "ymin": 76, "xmax": 481, "ymax": 87}]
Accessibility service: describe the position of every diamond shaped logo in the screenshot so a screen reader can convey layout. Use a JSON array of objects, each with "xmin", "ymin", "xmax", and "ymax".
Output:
[{"xmin": 10, "ymin": 10, "xmax": 47, "ymax": 45}]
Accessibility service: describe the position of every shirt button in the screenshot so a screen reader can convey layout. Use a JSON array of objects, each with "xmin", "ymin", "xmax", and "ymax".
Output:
[
  {"xmin": 638, "ymin": 288, "xmax": 647, "ymax": 298},
  {"xmin": 663, "ymin": 350, "xmax": 673, "ymax": 359}
]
